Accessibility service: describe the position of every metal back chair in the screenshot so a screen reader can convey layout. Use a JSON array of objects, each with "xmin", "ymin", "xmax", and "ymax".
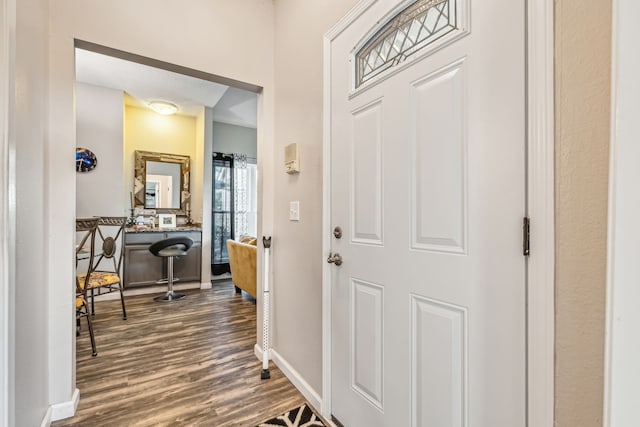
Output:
[
  {"xmin": 76, "ymin": 217, "xmax": 99, "ymax": 356},
  {"xmin": 81, "ymin": 216, "xmax": 128, "ymax": 320}
]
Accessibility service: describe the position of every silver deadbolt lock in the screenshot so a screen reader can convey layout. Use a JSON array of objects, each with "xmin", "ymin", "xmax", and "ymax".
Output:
[{"xmin": 333, "ymin": 226, "xmax": 342, "ymax": 239}]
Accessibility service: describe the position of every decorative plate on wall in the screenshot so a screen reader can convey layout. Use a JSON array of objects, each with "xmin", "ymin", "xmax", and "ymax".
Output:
[{"xmin": 76, "ymin": 148, "xmax": 97, "ymax": 172}]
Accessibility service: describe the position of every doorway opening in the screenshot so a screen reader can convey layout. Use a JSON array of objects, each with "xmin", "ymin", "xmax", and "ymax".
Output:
[{"xmin": 71, "ymin": 39, "xmax": 265, "ymax": 410}]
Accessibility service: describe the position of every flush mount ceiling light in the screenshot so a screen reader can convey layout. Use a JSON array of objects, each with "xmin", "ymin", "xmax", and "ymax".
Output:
[{"xmin": 148, "ymin": 101, "xmax": 178, "ymax": 115}]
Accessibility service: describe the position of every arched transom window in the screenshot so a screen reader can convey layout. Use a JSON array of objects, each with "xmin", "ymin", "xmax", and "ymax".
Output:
[{"xmin": 355, "ymin": 0, "xmax": 464, "ymax": 89}]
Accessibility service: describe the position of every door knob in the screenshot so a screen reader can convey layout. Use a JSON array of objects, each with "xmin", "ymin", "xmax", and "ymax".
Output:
[{"xmin": 327, "ymin": 253, "xmax": 343, "ymax": 266}]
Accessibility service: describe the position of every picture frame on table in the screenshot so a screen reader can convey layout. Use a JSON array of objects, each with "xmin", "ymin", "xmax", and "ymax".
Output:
[{"xmin": 158, "ymin": 213, "xmax": 177, "ymax": 229}]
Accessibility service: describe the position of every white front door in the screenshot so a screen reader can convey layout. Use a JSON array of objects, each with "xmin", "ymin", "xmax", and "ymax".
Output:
[{"xmin": 329, "ymin": 0, "xmax": 526, "ymax": 425}]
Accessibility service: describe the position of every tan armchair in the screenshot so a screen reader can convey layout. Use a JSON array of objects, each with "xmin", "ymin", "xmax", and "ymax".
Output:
[{"xmin": 226, "ymin": 237, "xmax": 257, "ymax": 298}]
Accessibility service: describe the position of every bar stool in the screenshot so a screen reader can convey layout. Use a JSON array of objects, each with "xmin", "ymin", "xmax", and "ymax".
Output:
[{"xmin": 149, "ymin": 236, "xmax": 194, "ymax": 302}]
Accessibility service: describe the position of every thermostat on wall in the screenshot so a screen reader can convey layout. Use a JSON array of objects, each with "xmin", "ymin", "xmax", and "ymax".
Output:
[{"xmin": 285, "ymin": 143, "xmax": 300, "ymax": 174}]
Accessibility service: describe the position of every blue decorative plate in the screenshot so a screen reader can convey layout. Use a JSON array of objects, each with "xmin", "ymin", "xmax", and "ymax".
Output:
[{"xmin": 76, "ymin": 148, "xmax": 97, "ymax": 172}]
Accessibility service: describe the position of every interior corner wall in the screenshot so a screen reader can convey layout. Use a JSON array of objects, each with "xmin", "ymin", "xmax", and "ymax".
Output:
[
  {"xmin": 554, "ymin": 1, "xmax": 612, "ymax": 425},
  {"xmin": 193, "ymin": 108, "xmax": 206, "ymax": 225},
  {"xmin": 212, "ymin": 121, "xmax": 257, "ymax": 159},
  {"xmin": 76, "ymin": 82, "xmax": 124, "ymax": 217},
  {"xmin": 272, "ymin": 0, "xmax": 360, "ymax": 396},
  {"xmin": 0, "ymin": 1, "xmax": 9, "ymax": 424},
  {"xmin": 198, "ymin": 107, "xmax": 214, "ymax": 287},
  {"xmin": 13, "ymin": 0, "xmax": 51, "ymax": 424}
]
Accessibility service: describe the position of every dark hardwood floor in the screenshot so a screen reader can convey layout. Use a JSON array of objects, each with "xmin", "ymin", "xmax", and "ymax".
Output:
[{"xmin": 53, "ymin": 281, "xmax": 306, "ymax": 427}]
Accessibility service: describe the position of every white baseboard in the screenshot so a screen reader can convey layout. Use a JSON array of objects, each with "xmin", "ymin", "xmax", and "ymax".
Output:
[
  {"xmin": 50, "ymin": 388, "xmax": 79, "ymax": 422},
  {"xmin": 255, "ymin": 346, "xmax": 322, "ymax": 414},
  {"xmin": 200, "ymin": 281, "xmax": 212, "ymax": 290},
  {"xmin": 39, "ymin": 406, "xmax": 52, "ymax": 427},
  {"xmin": 272, "ymin": 349, "xmax": 323, "ymax": 415},
  {"xmin": 254, "ymin": 343, "xmax": 265, "ymax": 361}
]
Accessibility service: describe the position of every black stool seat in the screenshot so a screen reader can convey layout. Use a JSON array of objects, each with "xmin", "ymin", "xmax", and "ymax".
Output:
[
  {"xmin": 149, "ymin": 236, "xmax": 193, "ymax": 256},
  {"xmin": 149, "ymin": 236, "xmax": 194, "ymax": 302}
]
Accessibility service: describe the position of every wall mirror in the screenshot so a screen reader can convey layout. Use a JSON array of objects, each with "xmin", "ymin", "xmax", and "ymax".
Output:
[{"xmin": 134, "ymin": 150, "xmax": 190, "ymax": 215}]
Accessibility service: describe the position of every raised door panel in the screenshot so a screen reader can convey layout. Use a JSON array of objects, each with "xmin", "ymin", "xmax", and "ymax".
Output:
[
  {"xmin": 411, "ymin": 294, "xmax": 467, "ymax": 427},
  {"xmin": 351, "ymin": 100, "xmax": 384, "ymax": 246},
  {"xmin": 351, "ymin": 278, "xmax": 384, "ymax": 410},
  {"xmin": 410, "ymin": 60, "xmax": 467, "ymax": 254}
]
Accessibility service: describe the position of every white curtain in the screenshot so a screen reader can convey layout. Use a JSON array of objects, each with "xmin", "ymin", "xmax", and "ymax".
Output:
[{"xmin": 233, "ymin": 154, "xmax": 257, "ymax": 239}]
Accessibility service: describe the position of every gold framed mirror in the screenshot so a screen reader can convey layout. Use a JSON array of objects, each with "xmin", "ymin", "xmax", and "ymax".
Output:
[{"xmin": 134, "ymin": 150, "xmax": 191, "ymax": 215}]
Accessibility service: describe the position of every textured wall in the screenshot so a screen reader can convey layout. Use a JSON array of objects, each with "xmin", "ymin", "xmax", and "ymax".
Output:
[
  {"xmin": 272, "ymin": 0, "xmax": 360, "ymax": 394},
  {"xmin": 212, "ymin": 121, "xmax": 257, "ymax": 159},
  {"xmin": 555, "ymin": 0, "xmax": 612, "ymax": 425},
  {"xmin": 76, "ymin": 83, "xmax": 125, "ymax": 217},
  {"xmin": 13, "ymin": 0, "xmax": 51, "ymax": 424}
]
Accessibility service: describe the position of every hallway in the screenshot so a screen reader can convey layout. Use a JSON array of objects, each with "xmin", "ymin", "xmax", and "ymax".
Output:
[{"xmin": 53, "ymin": 282, "xmax": 305, "ymax": 426}]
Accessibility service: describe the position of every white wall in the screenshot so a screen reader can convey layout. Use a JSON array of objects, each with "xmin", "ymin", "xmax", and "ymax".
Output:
[
  {"xmin": 272, "ymin": 0, "xmax": 360, "ymax": 397},
  {"xmin": 48, "ymin": 14, "xmax": 77, "ymax": 418},
  {"xmin": 195, "ymin": 107, "xmax": 214, "ymax": 289},
  {"xmin": 11, "ymin": 0, "xmax": 51, "ymax": 424},
  {"xmin": 48, "ymin": 0, "xmax": 275, "ymax": 413},
  {"xmin": 604, "ymin": 0, "xmax": 640, "ymax": 425},
  {"xmin": 212, "ymin": 121, "xmax": 257, "ymax": 159},
  {"xmin": 0, "ymin": 0, "xmax": 9, "ymax": 423},
  {"xmin": 76, "ymin": 82, "xmax": 125, "ymax": 217}
]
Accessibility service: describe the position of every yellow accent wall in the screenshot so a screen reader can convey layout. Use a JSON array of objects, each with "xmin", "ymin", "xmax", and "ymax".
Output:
[{"xmin": 124, "ymin": 105, "xmax": 198, "ymax": 214}]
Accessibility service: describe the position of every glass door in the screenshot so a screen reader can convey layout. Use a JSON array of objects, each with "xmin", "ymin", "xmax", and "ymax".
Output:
[{"xmin": 211, "ymin": 153, "xmax": 234, "ymax": 275}]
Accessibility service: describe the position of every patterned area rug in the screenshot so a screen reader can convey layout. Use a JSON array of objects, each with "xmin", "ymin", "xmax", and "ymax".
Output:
[{"xmin": 257, "ymin": 403, "xmax": 326, "ymax": 426}]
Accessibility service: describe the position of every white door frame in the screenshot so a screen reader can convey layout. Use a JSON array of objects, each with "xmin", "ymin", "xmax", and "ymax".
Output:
[
  {"xmin": 603, "ymin": 0, "xmax": 640, "ymax": 424},
  {"xmin": 321, "ymin": 1, "xmax": 555, "ymax": 425},
  {"xmin": 0, "ymin": 0, "xmax": 13, "ymax": 424}
]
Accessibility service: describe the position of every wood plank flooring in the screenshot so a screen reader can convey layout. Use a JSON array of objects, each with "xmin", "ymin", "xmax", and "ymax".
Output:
[{"xmin": 53, "ymin": 281, "xmax": 306, "ymax": 427}]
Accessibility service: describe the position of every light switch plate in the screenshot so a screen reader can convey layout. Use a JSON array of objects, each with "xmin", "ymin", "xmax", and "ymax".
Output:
[{"xmin": 289, "ymin": 201, "xmax": 300, "ymax": 221}]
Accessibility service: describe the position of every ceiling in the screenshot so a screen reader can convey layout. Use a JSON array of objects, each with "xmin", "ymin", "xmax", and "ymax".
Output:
[{"xmin": 75, "ymin": 48, "xmax": 258, "ymax": 128}]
